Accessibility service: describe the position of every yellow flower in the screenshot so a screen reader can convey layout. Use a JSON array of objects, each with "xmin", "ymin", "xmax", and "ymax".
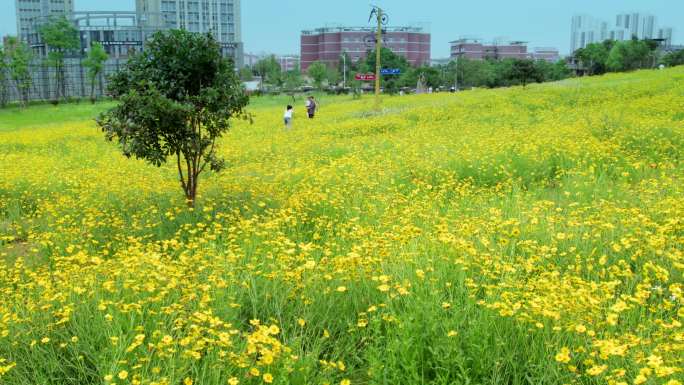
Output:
[
  {"xmin": 297, "ymin": 318, "xmax": 306, "ymax": 327},
  {"xmin": 336, "ymin": 286, "xmax": 347, "ymax": 292},
  {"xmin": 377, "ymin": 284, "xmax": 390, "ymax": 292},
  {"xmin": 574, "ymin": 324, "xmax": 587, "ymax": 333},
  {"xmin": 340, "ymin": 380, "xmax": 351, "ymax": 385},
  {"xmin": 183, "ymin": 378, "xmax": 193, "ymax": 385},
  {"xmin": 249, "ymin": 368, "xmax": 260, "ymax": 377},
  {"xmin": 118, "ymin": 370, "xmax": 129, "ymax": 380},
  {"xmin": 586, "ymin": 365, "xmax": 607, "ymax": 376},
  {"xmin": 228, "ymin": 378, "xmax": 240, "ymax": 385},
  {"xmin": 447, "ymin": 330, "xmax": 458, "ymax": 337},
  {"xmin": 263, "ymin": 373, "xmax": 273, "ymax": 383},
  {"xmin": 555, "ymin": 347, "xmax": 571, "ymax": 363},
  {"xmin": 441, "ymin": 302, "xmax": 451, "ymax": 309},
  {"xmin": 41, "ymin": 337, "xmax": 50, "ymax": 344},
  {"xmin": 104, "ymin": 374, "xmax": 114, "ymax": 382}
]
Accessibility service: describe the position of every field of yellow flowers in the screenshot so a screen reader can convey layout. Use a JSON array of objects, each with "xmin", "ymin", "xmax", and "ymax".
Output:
[{"xmin": 1, "ymin": 67, "xmax": 683, "ymax": 385}]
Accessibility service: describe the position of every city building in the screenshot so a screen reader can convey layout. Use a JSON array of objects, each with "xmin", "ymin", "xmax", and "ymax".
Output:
[
  {"xmin": 243, "ymin": 52, "xmax": 262, "ymax": 67},
  {"xmin": 532, "ymin": 47, "xmax": 561, "ymax": 63},
  {"xmin": 615, "ymin": 13, "xmax": 657, "ymax": 40},
  {"xmin": 25, "ymin": 11, "xmax": 165, "ymax": 59},
  {"xmin": 243, "ymin": 53, "xmax": 300, "ymax": 72},
  {"xmin": 300, "ymin": 26, "xmax": 430, "ymax": 71},
  {"xmin": 430, "ymin": 58, "xmax": 452, "ymax": 66},
  {"xmin": 659, "ymin": 28, "xmax": 674, "ymax": 48},
  {"xmin": 277, "ymin": 55, "xmax": 299, "ymax": 72},
  {"xmin": 15, "ymin": 0, "xmax": 74, "ymax": 42},
  {"xmin": 570, "ymin": 15, "xmax": 609, "ymax": 53},
  {"xmin": 571, "ymin": 12, "xmax": 675, "ymax": 53},
  {"xmin": 450, "ymin": 39, "xmax": 528, "ymax": 60},
  {"xmin": 135, "ymin": 0, "xmax": 243, "ymax": 66}
]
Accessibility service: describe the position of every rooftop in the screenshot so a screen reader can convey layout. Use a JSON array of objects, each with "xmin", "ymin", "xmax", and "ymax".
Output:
[
  {"xmin": 450, "ymin": 38, "xmax": 528, "ymax": 46},
  {"xmin": 302, "ymin": 26, "xmax": 425, "ymax": 35}
]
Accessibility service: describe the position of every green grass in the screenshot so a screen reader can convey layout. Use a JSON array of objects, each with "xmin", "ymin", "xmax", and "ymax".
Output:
[{"xmin": 0, "ymin": 68, "xmax": 683, "ymax": 385}]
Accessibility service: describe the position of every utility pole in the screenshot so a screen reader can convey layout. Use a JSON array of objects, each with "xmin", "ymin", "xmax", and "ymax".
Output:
[
  {"xmin": 342, "ymin": 53, "xmax": 347, "ymax": 89},
  {"xmin": 454, "ymin": 54, "xmax": 459, "ymax": 91},
  {"xmin": 374, "ymin": 6, "xmax": 382, "ymax": 110}
]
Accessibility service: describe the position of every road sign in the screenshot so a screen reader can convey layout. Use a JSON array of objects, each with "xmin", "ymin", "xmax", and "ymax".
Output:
[
  {"xmin": 355, "ymin": 73, "xmax": 376, "ymax": 81},
  {"xmin": 380, "ymin": 68, "xmax": 401, "ymax": 75}
]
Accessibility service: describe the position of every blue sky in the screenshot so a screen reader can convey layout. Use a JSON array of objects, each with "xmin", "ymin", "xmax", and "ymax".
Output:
[{"xmin": 2, "ymin": 0, "xmax": 682, "ymax": 56}]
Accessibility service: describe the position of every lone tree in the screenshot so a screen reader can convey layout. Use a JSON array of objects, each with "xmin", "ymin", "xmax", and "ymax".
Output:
[
  {"xmin": 38, "ymin": 16, "xmax": 79, "ymax": 101},
  {"xmin": 97, "ymin": 30, "xmax": 249, "ymax": 206},
  {"xmin": 0, "ymin": 45, "xmax": 9, "ymax": 107},
  {"xmin": 308, "ymin": 61, "xmax": 327, "ymax": 90},
  {"xmin": 82, "ymin": 42, "xmax": 108, "ymax": 102},
  {"xmin": 254, "ymin": 55, "xmax": 282, "ymax": 89},
  {"xmin": 6, "ymin": 37, "xmax": 33, "ymax": 107}
]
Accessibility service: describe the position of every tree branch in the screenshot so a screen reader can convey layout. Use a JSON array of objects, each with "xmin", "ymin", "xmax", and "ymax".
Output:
[
  {"xmin": 176, "ymin": 151, "xmax": 187, "ymax": 192},
  {"xmin": 197, "ymin": 136, "xmax": 217, "ymax": 175}
]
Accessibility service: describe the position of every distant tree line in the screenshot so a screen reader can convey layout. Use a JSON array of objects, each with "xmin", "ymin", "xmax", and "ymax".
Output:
[
  {"xmin": 244, "ymin": 37, "xmax": 683, "ymax": 95},
  {"xmin": 0, "ymin": 16, "xmax": 110, "ymax": 107},
  {"xmin": 574, "ymin": 37, "xmax": 684, "ymax": 76},
  {"xmin": 244, "ymin": 48, "xmax": 573, "ymax": 94}
]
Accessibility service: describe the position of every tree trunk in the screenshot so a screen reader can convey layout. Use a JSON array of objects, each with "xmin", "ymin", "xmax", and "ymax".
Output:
[{"xmin": 90, "ymin": 78, "xmax": 96, "ymax": 103}]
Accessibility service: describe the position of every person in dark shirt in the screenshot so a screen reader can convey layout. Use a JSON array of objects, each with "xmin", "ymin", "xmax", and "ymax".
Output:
[{"xmin": 305, "ymin": 96, "xmax": 317, "ymax": 119}]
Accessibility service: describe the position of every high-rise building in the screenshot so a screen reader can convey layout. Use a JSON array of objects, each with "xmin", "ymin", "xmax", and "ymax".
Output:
[
  {"xmin": 300, "ymin": 26, "xmax": 430, "ymax": 71},
  {"xmin": 658, "ymin": 28, "xmax": 674, "ymax": 48},
  {"xmin": 135, "ymin": 0, "xmax": 243, "ymax": 66},
  {"xmin": 570, "ymin": 15, "xmax": 609, "ymax": 53},
  {"xmin": 15, "ymin": 0, "xmax": 74, "ymax": 42},
  {"xmin": 571, "ymin": 11, "xmax": 674, "ymax": 53},
  {"xmin": 615, "ymin": 13, "xmax": 657, "ymax": 40}
]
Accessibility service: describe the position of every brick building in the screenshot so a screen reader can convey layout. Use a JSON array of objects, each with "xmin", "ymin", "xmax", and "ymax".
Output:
[
  {"xmin": 450, "ymin": 39, "xmax": 528, "ymax": 60},
  {"xmin": 300, "ymin": 26, "xmax": 430, "ymax": 71}
]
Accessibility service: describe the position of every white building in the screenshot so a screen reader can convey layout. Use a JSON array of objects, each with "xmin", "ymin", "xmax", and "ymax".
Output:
[
  {"xmin": 135, "ymin": 0, "xmax": 243, "ymax": 66},
  {"xmin": 571, "ymin": 11, "xmax": 674, "ymax": 53},
  {"xmin": 277, "ymin": 55, "xmax": 300, "ymax": 72},
  {"xmin": 659, "ymin": 28, "xmax": 674, "ymax": 47},
  {"xmin": 570, "ymin": 15, "xmax": 609, "ymax": 53},
  {"xmin": 244, "ymin": 53, "xmax": 300, "ymax": 72},
  {"xmin": 615, "ymin": 13, "xmax": 657, "ymax": 40},
  {"xmin": 15, "ymin": 0, "xmax": 74, "ymax": 42}
]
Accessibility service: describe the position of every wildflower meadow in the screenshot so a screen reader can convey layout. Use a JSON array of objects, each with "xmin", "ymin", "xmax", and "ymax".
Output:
[{"xmin": 0, "ymin": 67, "xmax": 683, "ymax": 385}]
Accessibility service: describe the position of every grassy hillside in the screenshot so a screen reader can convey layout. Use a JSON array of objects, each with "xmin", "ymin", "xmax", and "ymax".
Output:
[{"xmin": 1, "ymin": 68, "xmax": 683, "ymax": 385}]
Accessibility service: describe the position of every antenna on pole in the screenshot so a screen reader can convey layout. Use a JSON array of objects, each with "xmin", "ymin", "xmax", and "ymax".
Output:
[{"xmin": 369, "ymin": 4, "xmax": 387, "ymax": 111}]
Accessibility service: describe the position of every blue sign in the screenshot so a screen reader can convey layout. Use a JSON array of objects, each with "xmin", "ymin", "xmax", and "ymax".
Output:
[{"xmin": 381, "ymin": 68, "xmax": 401, "ymax": 75}]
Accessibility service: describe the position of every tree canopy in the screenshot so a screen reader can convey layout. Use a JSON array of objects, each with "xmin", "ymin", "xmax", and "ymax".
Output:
[
  {"xmin": 5, "ymin": 36, "xmax": 33, "ymax": 106},
  {"xmin": 98, "ymin": 30, "xmax": 249, "ymax": 206},
  {"xmin": 575, "ymin": 38, "xmax": 659, "ymax": 75},
  {"xmin": 254, "ymin": 55, "xmax": 282, "ymax": 88},
  {"xmin": 39, "ymin": 16, "xmax": 80, "ymax": 101},
  {"xmin": 82, "ymin": 43, "xmax": 108, "ymax": 101},
  {"xmin": 308, "ymin": 61, "xmax": 327, "ymax": 90}
]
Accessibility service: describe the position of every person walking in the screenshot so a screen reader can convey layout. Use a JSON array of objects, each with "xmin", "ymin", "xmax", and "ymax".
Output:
[
  {"xmin": 283, "ymin": 105, "xmax": 293, "ymax": 129},
  {"xmin": 305, "ymin": 96, "xmax": 317, "ymax": 119}
]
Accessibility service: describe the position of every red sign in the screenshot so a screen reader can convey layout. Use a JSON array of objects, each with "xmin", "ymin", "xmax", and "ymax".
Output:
[{"xmin": 355, "ymin": 73, "xmax": 376, "ymax": 81}]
